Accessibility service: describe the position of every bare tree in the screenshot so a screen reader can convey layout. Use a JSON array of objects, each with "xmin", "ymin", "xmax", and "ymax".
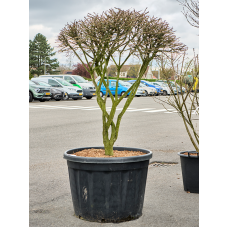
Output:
[
  {"xmin": 154, "ymin": 51, "xmax": 199, "ymax": 152},
  {"xmin": 177, "ymin": 0, "xmax": 199, "ymax": 28},
  {"xmin": 57, "ymin": 8, "xmax": 186, "ymax": 156}
]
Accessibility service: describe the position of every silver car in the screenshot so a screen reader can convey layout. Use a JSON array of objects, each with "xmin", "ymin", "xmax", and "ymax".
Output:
[
  {"xmin": 36, "ymin": 77, "xmax": 83, "ymax": 100},
  {"xmin": 128, "ymin": 81, "xmax": 156, "ymax": 96},
  {"xmin": 119, "ymin": 81, "xmax": 145, "ymax": 97},
  {"xmin": 149, "ymin": 81, "xmax": 177, "ymax": 95}
]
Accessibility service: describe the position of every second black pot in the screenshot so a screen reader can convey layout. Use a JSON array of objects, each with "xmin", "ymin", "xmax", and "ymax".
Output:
[
  {"xmin": 178, "ymin": 151, "xmax": 199, "ymax": 193},
  {"xmin": 64, "ymin": 146, "xmax": 152, "ymax": 222}
]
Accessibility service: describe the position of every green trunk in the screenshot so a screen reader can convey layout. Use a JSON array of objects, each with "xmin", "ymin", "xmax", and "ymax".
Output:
[
  {"xmin": 102, "ymin": 112, "xmax": 114, "ymax": 156},
  {"xmin": 104, "ymin": 142, "xmax": 114, "ymax": 156}
]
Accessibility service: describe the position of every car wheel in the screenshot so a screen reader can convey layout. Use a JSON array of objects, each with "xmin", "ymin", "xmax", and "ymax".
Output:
[
  {"xmin": 29, "ymin": 91, "xmax": 33, "ymax": 102},
  {"xmin": 86, "ymin": 96, "xmax": 92, "ymax": 99},
  {"xmin": 100, "ymin": 92, "xmax": 103, "ymax": 97},
  {"xmin": 63, "ymin": 93, "xmax": 69, "ymax": 100},
  {"xmin": 121, "ymin": 91, "xmax": 127, "ymax": 98},
  {"xmin": 163, "ymin": 91, "xmax": 167, "ymax": 96}
]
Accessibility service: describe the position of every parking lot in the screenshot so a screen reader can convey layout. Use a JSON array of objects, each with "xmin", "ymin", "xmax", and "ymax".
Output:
[{"xmin": 29, "ymin": 96, "xmax": 198, "ymax": 226}]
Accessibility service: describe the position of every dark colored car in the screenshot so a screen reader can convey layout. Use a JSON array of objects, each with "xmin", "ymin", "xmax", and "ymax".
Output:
[{"xmin": 31, "ymin": 79, "xmax": 64, "ymax": 101}]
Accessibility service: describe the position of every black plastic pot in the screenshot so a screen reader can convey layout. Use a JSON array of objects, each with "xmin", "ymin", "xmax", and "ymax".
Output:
[
  {"xmin": 63, "ymin": 146, "xmax": 152, "ymax": 223},
  {"xmin": 178, "ymin": 151, "xmax": 199, "ymax": 193}
]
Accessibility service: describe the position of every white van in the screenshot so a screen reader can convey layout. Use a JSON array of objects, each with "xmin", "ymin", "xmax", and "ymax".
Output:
[
  {"xmin": 39, "ymin": 75, "xmax": 96, "ymax": 99},
  {"xmin": 36, "ymin": 77, "xmax": 83, "ymax": 100}
]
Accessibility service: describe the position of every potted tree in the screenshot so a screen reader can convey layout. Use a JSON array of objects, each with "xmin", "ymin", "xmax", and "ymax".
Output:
[
  {"xmin": 57, "ymin": 8, "xmax": 186, "ymax": 222},
  {"xmin": 154, "ymin": 51, "xmax": 199, "ymax": 193}
]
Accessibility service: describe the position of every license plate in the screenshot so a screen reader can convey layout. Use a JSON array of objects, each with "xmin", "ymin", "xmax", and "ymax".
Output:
[
  {"xmin": 161, "ymin": 90, "xmax": 163, "ymax": 92},
  {"xmin": 46, "ymin": 93, "xmax": 50, "ymax": 95},
  {"xmin": 65, "ymin": 93, "xmax": 67, "ymax": 95},
  {"xmin": 79, "ymin": 93, "xmax": 82, "ymax": 95},
  {"xmin": 143, "ymin": 91, "xmax": 145, "ymax": 93},
  {"xmin": 93, "ymin": 93, "xmax": 95, "ymax": 95}
]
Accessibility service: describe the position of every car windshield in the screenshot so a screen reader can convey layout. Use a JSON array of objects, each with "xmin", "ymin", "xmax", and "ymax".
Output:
[
  {"xmin": 56, "ymin": 78, "xmax": 72, "ymax": 86},
  {"xmin": 36, "ymin": 81, "xmax": 51, "ymax": 87},
  {"xmin": 72, "ymin": 75, "xmax": 87, "ymax": 83},
  {"xmin": 29, "ymin": 81, "xmax": 36, "ymax": 85}
]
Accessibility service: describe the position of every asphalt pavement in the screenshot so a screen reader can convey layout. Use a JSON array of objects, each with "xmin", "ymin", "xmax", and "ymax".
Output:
[{"xmin": 29, "ymin": 96, "xmax": 199, "ymax": 227}]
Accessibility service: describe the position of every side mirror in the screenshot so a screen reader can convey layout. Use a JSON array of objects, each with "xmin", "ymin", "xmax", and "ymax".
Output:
[{"xmin": 69, "ymin": 81, "xmax": 75, "ymax": 84}]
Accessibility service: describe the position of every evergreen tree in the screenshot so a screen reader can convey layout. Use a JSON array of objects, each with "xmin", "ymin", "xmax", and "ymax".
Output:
[{"xmin": 29, "ymin": 33, "xmax": 59, "ymax": 77}]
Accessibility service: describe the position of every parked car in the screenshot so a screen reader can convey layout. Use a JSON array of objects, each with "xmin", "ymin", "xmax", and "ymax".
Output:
[
  {"xmin": 39, "ymin": 75, "xmax": 96, "ymax": 99},
  {"xmin": 128, "ymin": 81, "xmax": 157, "ymax": 96},
  {"xmin": 157, "ymin": 80, "xmax": 186, "ymax": 94},
  {"xmin": 37, "ymin": 77, "xmax": 83, "ymax": 100},
  {"xmin": 149, "ymin": 81, "xmax": 177, "ymax": 95},
  {"xmin": 118, "ymin": 81, "xmax": 145, "ymax": 97},
  {"xmin": 129, "ymin": 80, "xmax": 163, "ymax": 96},
  {"xmin": 31, "ymin": 79, "xmax": 65, "ymax": 101},
  {"xmin": 99, "ymin": 79, "xmax": 130, "ymax": 97},
  {"xmin": 29, "ymin": 80, "xmax": 52, "ymax": 102}
]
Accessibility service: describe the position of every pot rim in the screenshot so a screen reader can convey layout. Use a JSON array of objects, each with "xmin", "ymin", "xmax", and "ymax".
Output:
[
  {"xmin": 63, "ymin": 146, "xmax": 152, "ymax": 164},
  {"xmin": 178, "ymin": 151, "xmax": 199, "ymax": 158}
]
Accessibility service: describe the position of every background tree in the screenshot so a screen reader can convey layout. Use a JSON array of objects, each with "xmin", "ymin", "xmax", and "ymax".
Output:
[
  {"xmin": 107, "ymin": 65, "xmax": 117, "ymax": 77},
  {"xmin": 29, "ymin": 33, "xmax": 59, "ymax": 77},
  {"xmin": 56, "ymin": 64, "xmax": 72, "ymax": 74},
  {"xmin": 177, "ymin": 0, "xmax": 199, "ymax": 28},
  {"xmin": 127, "ymin": 65, "xmax": 140, "ymax": 78},
  {"xmin": 72, "ymin": 62, "xmax": 92, "ymax": 79},
  {"xmin": 58, "ymin": 8, "xmax": 186, "ymax": 156}
]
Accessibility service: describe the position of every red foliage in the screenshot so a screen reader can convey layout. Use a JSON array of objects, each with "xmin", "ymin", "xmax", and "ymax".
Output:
[{"xmin": 72, "ymin": 63, "xmax": 91, "ymax": 79}]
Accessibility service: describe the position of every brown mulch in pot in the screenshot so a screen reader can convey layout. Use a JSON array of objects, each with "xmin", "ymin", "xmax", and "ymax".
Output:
[
  {"xmin": 183, "ymin": 152, "xmax": 199, "ymax": 156},
  {"xmin": 72, "ymin": 148, "xmax": 145, "ymax": 158}
]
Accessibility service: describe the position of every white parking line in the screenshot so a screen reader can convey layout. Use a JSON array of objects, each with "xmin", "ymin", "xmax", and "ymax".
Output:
[
  {"xmin": 143, "ymin": 109, "xmax": 174, "ymax": 113},
  {"xmin": 126, "ymin": 108, "xmax": 155, "ymax": 112},
  {"xmin": 164, "ymin": 110, "xmax": 178, "ymax": 113},
  {"xmin": 29, "ymin": 105, "xmax": 99, "ymax": 110},
  {"xmin": 29, "ymin": 105, "xmax": 177, "ymax": 114}
]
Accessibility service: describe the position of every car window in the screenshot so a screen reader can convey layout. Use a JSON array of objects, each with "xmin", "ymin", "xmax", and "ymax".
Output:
[
  {"xmin": 64, "ymin": 76, "xmax": 73, "ymax": 82},
  {"xmin": 56, "ymin": 78, "xmax": 72, "ymax": 86},
  {"xmin": 48, "ymin": 79, "xmax": 61, "ymax": 87},
  {"xmin": 37, "ymin": 81, "xmax": 51, "ymax": 87},
  {"xmin": 111, "ymin": 81, "xmax": 116, "ymax": 87},
  {"xmin": 72, "ymin": 75, "xmax": 87, "ymax": 83}
]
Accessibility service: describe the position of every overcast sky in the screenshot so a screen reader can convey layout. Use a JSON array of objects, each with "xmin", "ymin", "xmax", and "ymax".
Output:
[{"xmin": 29, "ymin": 0, "xmax": 199, "ymax": 66}]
